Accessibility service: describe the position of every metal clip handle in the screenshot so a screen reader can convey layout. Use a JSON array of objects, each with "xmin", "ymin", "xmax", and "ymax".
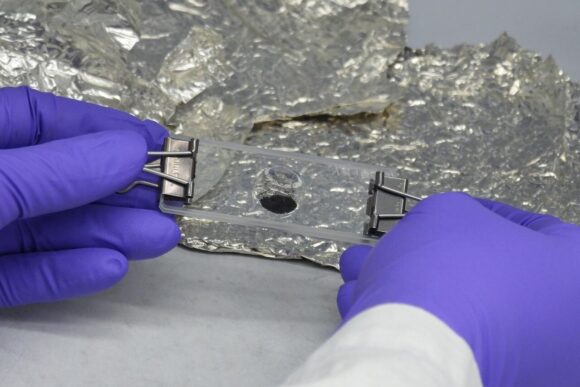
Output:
[
  {"xmin": 364, "ymin": 171, "xmax": 422, "ymax": 237},
  {"xmin": 119, "ymin": 137, "xmax": 199, "ymax": 205}
]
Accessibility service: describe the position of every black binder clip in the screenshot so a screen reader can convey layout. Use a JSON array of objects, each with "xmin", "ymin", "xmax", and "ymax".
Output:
[
  {"xmin": 364, "ymin": 171, "xmax": 422, "ymax": 237},
  {"xmin": 119, "ymin": 136, "xmax": 199, "ymax": 205}
]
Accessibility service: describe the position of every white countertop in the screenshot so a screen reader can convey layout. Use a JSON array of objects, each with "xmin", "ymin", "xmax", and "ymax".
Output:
[{"xmin": 0, "ymin": 249, "xmax": 341, "ymax": 387}]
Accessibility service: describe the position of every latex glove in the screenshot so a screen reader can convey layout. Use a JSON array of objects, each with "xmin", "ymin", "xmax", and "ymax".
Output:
[
  {"xmin": 0, "ymin": 86, "xmax": 180, "ymax": 306},
  {"xmin": 338, "ymin": 192, "xmax": 580, "ymax": 387}
]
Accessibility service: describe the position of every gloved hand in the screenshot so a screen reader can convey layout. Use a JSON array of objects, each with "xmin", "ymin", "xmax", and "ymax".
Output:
[
  {"xmin": 338, "ymin": 193, "xmax": 580, "ymax": 387},
  {"xmin": 0, "ymin": 86, "xmax": 180, "ymax": 306}
]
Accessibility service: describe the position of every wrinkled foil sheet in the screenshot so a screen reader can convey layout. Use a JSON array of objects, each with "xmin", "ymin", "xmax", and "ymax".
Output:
[
  {"xmin": 248, "ymin": 36, "xmax": 580, "ymax": 219},
  {"xmin": 0, "ymin": 1, "xmax": 578, "ymax": 267},
  {"xmin": 0, "ymin": 0, "xmax": 407, "ymax": 136}
]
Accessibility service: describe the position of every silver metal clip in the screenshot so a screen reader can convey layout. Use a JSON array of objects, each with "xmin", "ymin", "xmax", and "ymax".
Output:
[
  {"xmin": 119, "ymin": 137, "xmax": 199, "ymax": 205},
  {"xmin": 364, "ymin": 171, "xmax": 422, "ymax": 237}
]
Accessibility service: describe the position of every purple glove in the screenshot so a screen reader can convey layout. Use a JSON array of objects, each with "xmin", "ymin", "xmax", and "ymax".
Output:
[
  {"xmin": 338, "ymin": 193, "xmax": 580, "ymax": 387},
  {"xmin": 0, "ymin": 86, "xmax": 180, "ymax": 306}
]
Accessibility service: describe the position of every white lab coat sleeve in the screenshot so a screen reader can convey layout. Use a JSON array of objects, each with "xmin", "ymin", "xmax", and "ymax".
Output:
[{"xmin": 281, "ymin": 304, "xmax": 482, "ymax": 387}]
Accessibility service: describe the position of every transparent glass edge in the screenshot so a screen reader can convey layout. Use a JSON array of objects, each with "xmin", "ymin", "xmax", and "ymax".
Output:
[
  {"xmin": 160, "ymin": 198, "xmax": 377, "ymax": 246},
  {"xmin": 199, "ymin": 138, "xmax": 395, "ymax": 176}
]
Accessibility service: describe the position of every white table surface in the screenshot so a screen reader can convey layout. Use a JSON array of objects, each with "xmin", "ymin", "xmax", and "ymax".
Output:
[
  {"xmin": 1, "ymin": 1, "xmax": 578, "ymax": 386},
  {"xmin": 0, "ymin": 250, "xmax": 341, "ymax": 387}
]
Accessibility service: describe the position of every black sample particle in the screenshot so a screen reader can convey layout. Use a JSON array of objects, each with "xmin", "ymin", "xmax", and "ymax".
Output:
[{"xmin": 259, "ymin": 193, "xmax": 298, "ymax": 214}]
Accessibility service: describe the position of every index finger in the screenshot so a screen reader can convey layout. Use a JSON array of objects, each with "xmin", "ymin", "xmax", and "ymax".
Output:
[{"xmin": 0, "ymin": 86, "xmax": 167, "ymax": 150}]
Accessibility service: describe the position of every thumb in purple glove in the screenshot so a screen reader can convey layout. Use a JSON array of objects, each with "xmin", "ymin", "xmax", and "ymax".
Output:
[
  {"xmin": 0, "ymin": 87, "xmax": 180, "ymax": 306},
  {"xmin": 338, "ymin": 193, "xmax": 580, "ymax": 387}
]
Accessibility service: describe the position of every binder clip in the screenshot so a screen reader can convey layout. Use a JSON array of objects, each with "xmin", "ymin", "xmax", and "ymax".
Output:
[
  {"xmin": 119, "ymin": 136, "xmax": 199, "ymax": 205},
  {"xmin": 364, "ymin": 171, "xmax": 422, "ymax": 237}
]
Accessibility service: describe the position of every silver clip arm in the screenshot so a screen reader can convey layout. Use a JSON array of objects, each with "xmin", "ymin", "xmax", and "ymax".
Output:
[
  {"xmin": 118, "ymin": 137, "xmax": 199, "ymax": 205},
  {"xmin": 364, "ymin": 171, "xmax": 423, "ymax": 237}
]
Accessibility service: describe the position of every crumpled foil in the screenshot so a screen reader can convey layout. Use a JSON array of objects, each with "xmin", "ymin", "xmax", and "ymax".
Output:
[
  {"xmin": 247, "ymin": 35, "xmax": 580, "ymax": 220},
  {"xmin": 0, "ymin": 0, "xmax": 578, "ymax": 268}
]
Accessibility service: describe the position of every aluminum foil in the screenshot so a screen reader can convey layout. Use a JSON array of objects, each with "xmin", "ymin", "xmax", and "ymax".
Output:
[
  {"xmin": 247, "ymin": 35, "xmax": 580, "ymax": 220},
  {"xmin": 0, "ymin": 1, "xmax": 578, "ymax": 267},
  {"xmin": 183, "ymin": 34, "xmax": 580, "ymax": 267}
]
